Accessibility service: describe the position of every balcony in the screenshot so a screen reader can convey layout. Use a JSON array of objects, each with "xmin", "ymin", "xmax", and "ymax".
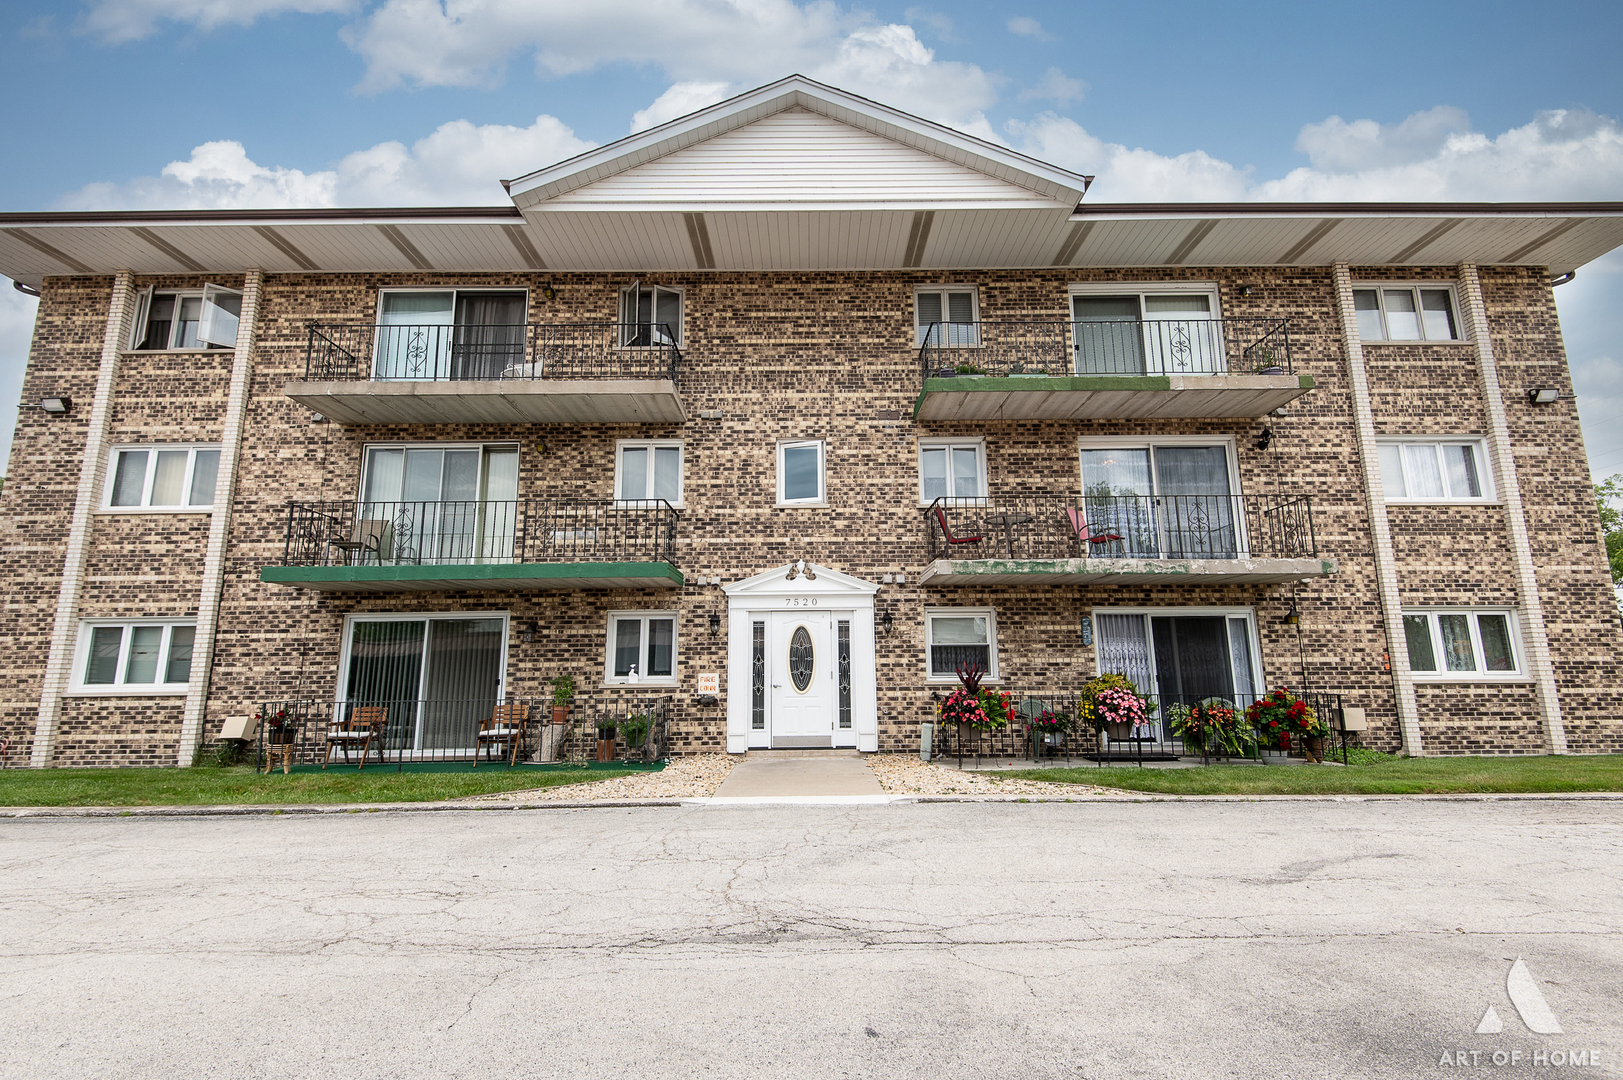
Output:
[
  {"xmin": 914, "ymin": 319, "xmax": 1314, "ymax": 421},
  {"xmin": 921, "ymin": 494, "xmax": 1335, "ymax": 586},
  {"xmin": 283, "ymin": 322, "xmax": 685, "ymax": 425},
  {"xmin": 259, "ymin": 498, "xmax": 683, "ymax": 592}
]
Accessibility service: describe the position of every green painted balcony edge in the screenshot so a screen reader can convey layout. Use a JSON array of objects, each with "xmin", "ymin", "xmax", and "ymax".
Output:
[{"xmin": 260, "ymin": 561, "xmax": 685, "ymax": 593}]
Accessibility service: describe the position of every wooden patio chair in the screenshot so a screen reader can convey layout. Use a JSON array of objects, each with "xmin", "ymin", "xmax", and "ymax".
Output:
[
  {"xmin": 323, "ymin": 705, "xmax": 387, "ymax": 770},
  {"xmin": 1065, "ymin": 507, "xmax": 1125, "ymax": 557},
  {"xmin": 474, "ymin": 702, "xmax": 528, "ymax": 767},
  {"xmin": 932, "ymin": 504, "xmax": 984, "ymax": 548}
]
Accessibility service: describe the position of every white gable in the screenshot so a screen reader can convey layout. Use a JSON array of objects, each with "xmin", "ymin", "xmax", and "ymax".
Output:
[
  {"xmin": 543, "ymin": 109, "xmax": 1060, "ymax": 211},
  {"xmin": 723, "ymin": 563, "xmax": 881, "ymax": 598}
]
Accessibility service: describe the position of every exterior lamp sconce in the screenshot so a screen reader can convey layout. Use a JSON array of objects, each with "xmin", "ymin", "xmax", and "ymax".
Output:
[
  {"xmin": 1527, "ymin": 388, "xmax": 1568, "ymax": 405},
  {"xmin": 519, "ymin": 622, "xmax": 536, "ymax": 643},
  {"xmin": 541, "ymin": 284, "xmax": 557, "ymax": 302},
  {"xmin": 1283, "ymin": 604, "xmax": 1301, "ymax": 627},
  {"xmin": 1254, "ymin": 427, "xmax": 1273, "ymax": 451},
  {"xmin": 1239, "ymin": 285, "xmax": 1255, "ymax": 298},
  {"xmin": 708, "ymin": 612, "xmax": 721, "ymax": 637},
  {"xmin": 880, "ymin": 607, "xmax": 894, "ymax": 635},
  {"xmin": 23, "ymin": 395, "xmax": 73, "ymax": 415}
]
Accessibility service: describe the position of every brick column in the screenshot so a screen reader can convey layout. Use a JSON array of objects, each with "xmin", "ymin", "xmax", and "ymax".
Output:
[
  {"xmin": 32, "ymin": 271, "xmax": 135, "ymax": 767},
  {"xmin": 1331, "ymin": 263, "xmax": 1424, "ymax": 754},
  {"xmin": 176, "ymin": 269, "xmax": 263, "ymax": 766},
  {"xmin": 1457, "ymin": 263, "xmax": 1566, "ymax": 753}
]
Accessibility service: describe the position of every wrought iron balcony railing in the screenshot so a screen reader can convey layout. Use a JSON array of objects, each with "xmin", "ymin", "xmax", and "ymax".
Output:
[
  {"xmin": 918, "ymin": 318, "xmax": 1291, "ymax": 380},
  {"xmin": 278, "ymin": 498, "xmax": 680, "ymax": 568},
  {"xmin": 924, "ymin": 493, "xmax": 1317, "ymax": 563},
  {"xmin": 303, "ymin": 322, "xmax": 682, "ymax": 383}
]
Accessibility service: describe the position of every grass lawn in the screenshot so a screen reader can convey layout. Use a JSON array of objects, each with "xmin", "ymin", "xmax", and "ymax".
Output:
[
  {"xmin": 999, "ymin": 753, "xmax": 1623, "ymax": 796},
  {"xmin": 0, "ymin": 763, "xmax": 643, "ymax": 807}
]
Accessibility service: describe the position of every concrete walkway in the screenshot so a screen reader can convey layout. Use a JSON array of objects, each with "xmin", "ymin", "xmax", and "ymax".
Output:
[{"xmin": 711, "ymin": 751, "xmax": 886, "ymax": 800}]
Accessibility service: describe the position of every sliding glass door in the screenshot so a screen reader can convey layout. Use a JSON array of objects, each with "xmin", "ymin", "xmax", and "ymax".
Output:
[
  {"xmin": 342, "ymin": 615, "xmax": 507, "ymax": 754},
  {"xmin": 374, "ymin": 291, "xmax": 526, "ymax": 380},
  {"xmin": 1094, "ymin": 610, "xmax": 1260, "ymax": 742},
  {"xmin": 360, "ymin": 444, "xmax": 519, "ymax": 564},
  {"xmin": 1079, "ymin": 442, "xmax": 1239, "ymax": 558}
]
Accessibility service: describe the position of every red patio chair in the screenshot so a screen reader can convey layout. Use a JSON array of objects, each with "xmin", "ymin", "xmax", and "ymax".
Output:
[
  {"xmin": 1065, "ymin": 507, "xmax": 1125, "ymax": 556},
  {"xmin": 932, "ymin": 504, "xmax": 983, "ymax": 547}
]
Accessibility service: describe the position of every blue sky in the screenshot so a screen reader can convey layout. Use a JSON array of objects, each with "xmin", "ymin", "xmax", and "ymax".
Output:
[{"xmin": 3, "ymin": 0, "xmax": 1622, "ymax": 477}]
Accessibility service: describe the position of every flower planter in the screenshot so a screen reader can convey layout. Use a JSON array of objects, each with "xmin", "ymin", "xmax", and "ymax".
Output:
[
  {"xmin": 1105, "ymin": 721, "xmax": 1135, "ymax": 741},
  {"xmin": 551, "ymin": 704, "xmax": 571, "ymax": 724},
  {"xmin": 595, "ymin": 735, "xmax": 617, "ymax": 762},
  {"xmin": 1303, "ymin": 735, "xmax": 1326, "ymax": 763}
]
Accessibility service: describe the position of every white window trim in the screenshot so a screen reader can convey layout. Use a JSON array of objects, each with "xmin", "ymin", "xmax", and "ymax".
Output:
[
  {"xmin": 67, "ymin": 619, "xmax": 197, "ymax": 696},
  {"xmin": 913, "ymin": 285, "xmax": 981, "ymax": 346},
  {"xmin": 335, "ymin": 611, "xmax": 511, "ymax": 703},
  {"xmin": 1351, "ymin": 282, "xmax": 1468, "ymax": 343},
  {"xmin": 613, "ymin": 439, "xmax": 685, "ymax": 508},
  {"xmin": 1376, "ymin": 437, "xmax": 1497, "ymax": 503},
  {"xmin": 603, "ymin": 610, "xmax": 680, "ymax": 687},
  {"xmin": 617, "ymin": 283, "xmax": 684, "ymax": 348},
  {"xmin": 372, "ymin": 287, "xmax": 531, "ymax": 322},
  {"xmin": 776, "ymin": 439, "xmax": 828, "ymax": 507},
  {"xmin": 925, "ymin": 606, "xmax": 999, "ymax": 684},
  {"xmin": 1067, "ymin": 281, "xmax": 1223, "ymax": 318},
  {"xmin": 358, "ymin": 441, "xmax": 521, "ymax": 501},
  {"xmin": 1075, "ymin": 435, "xmax": 1243, "ymax": 497},
  {"xmin": 99, "ymin": 444, "xmax": 222, "ymax": 513},
  {"xmin": 126, "ymin": 285, "xmax": 242, "ymax": 352},
  {"xmin": 916, "ymin": 437, "xmax": 988, "ymax": 506},
  {"xmin": 1088, "ymin": 605, "xmax": 1265, "ymax": 699},
  {"xmin": 1402, "ymin": 607, "xmax": 1525, "ymax": 681}
]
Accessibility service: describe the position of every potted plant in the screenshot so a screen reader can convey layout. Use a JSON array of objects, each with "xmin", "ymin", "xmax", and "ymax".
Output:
[
  {"xmin": 1245, "ymin": 687, "xmax": 1325, "ymax": 760},
  {"xmin": 256, "ymin": 707, "xmax": 294, "ymax": 744},
  {"xmin": 1252, "ymin": 347, "xmax": 1285, "ymax": 375},
  {"xmin": 1079, "ymin": 673, "xmax": 1155, "ymax": 741},
  {"xmin": 937, "ymin": 661, "xmax": 1009, "ymax": 751},
  {"xmin": 953, "ymin": 363, "xmax": 987, "ymax": 378},
  {"xmin": 1027, "ymin": 705, "xmax": 1071, "ymax": 752},
  {"xmin": 595, "ymin": 715, "xmax": 618, "ymax": 762},
  {"xmin": 620, "ymin": 713, "xmax": 652, "ymax": 757},
  {"xmin": 550, "ymin": 674, "xmax": 575, "ymax": 724},
  {"xmin": 1170, "ymin": 698, "xmax": 1254, "ymax": 757}
]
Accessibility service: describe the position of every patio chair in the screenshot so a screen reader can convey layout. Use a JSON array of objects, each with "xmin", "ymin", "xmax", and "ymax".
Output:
[
  {"xmin": 323, "ymin": 705, "xmax": 387, "ymax": 770},
  {"xmin": 1065, "ymin": 507, "xmax": 1125, "ymax": 557},
  {"xmin": 331, "ymin": 518, "xmax": 389, "ymax": 566},
  {"xmin": 932, "ymin": 504, "xmax": 983, "ymax": 548},
  {"xmin": 474, "ymin": 702, "xmax": 528, "ymax": 767}
]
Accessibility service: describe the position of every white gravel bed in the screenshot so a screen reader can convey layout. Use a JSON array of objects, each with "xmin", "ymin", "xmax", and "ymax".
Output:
[
  {"xmin": 868, "ymin": 753, "xmax": 1119, "ymax": 797},
  {"xmin": 465, "ymin": 753, "xmax": 736, "ymax": 803}
]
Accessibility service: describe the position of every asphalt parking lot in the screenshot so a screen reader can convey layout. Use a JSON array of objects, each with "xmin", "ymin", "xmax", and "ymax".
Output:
[{"xmin": 2, "ymin": 798, "xmax": 1619, "ymax": 1079}]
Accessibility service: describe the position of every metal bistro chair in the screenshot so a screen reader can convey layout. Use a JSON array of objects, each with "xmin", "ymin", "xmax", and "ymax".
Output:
[
  {"xmin": 932, "ymin": 504, "xmax": 984, "ymax": 550},
  {"xmin": 1064, "ymin": 507, "xmax": 1125, "ymax": 557},
  {"xmin": 323, "ymin": 705, "xmax": 387, "ymax": 770},
  {"xmin": 474, "ymin": 701, "xmax": 528, "ymax": 767},
  {"xmin": 331, "ymin": 518, "xmax": 389, "ymax": 566}
]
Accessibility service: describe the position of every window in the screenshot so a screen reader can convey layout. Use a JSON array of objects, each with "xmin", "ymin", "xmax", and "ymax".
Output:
[
  {"xmin": 71, "ymin": 621, "xmax": 196, "ymax": 694},
  {"xmin": 918, "ymin": 439, "xmax": 986, "ymax": 504},
  {"xmin": 359, "ymin": 443, "xmax": 519, "ymax": 564},
  {"xmin": 777, "ymin": 440, "xmax": 826, "ymax": 506},
  {"xmin": 615, "ymin": 440, "xmax": 684, "ymax": 505},
  {"xmin": 339, "ymin": 614, "xmax": 508, "ymax": 752},
  {"xmin": 914, "ymin": 287, "xmax": 979, "ymax": 346},
  {"xmin": 1377, "ymin": 439, "xmax": 1491, "ymax": 502},
  {"xmin": 104, "ymin": 446, "xmax": 220, "ymax": 510},
  {"xmin": 620, "ymin": 283, "xmax": 682, "ymax": 347},
  {"xmin": 128, "ymin": 285, "xmax": 241, "ymax": 350},
  {"xmin": 926, "ymin": 609, "xmax": 997, "ymax": 681},
  {"xmin": 1078, "ymin": 438, "xmax": 1240, "ymax": 558},
  {"xmin": 1403, "ymin": 610, "xmax": 1521, "ymax": 678},
  {"xmin": 374, "ymin": 290, "xmax": 527, "ymax": 380},
  {"xmin": 606, "ymin": 612, "xmax": 677, "ymax": 684},
  {"xmin": 1352, "ymin": 286, "xmax": 1462, "ymax": 342},
  {"xmin": 1092, "ymin": 607, "xmax": 1263, "ymax": 737},
  {"xmin": 1070, "ymin": 284, "xmax": 1222, "ymax": 374}
]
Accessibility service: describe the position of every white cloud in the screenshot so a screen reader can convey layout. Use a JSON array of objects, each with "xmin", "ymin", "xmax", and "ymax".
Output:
[
  {"xmin": 632, "ymin": 82, "xmax": 735, "ymax": 134},
  {"xmin": 1005, "ymin": 16, "xmax": 1054, "ymax": 40},
  {"xmin": 1007, "ymin": 114, "xmax": 1252, "ymax": 200},
  {"xmin": 1293, "ymin": 106, "xmax": 1472, "ymax": 172},
  {"xmin": 1017, "ymin": 67, "xmax": 1085, "ymax": 106},
  {"xmin": 0, "ymin": 279, "xmax": 40, "ymax": 482},
  {"xmin": 78, "ymin": 0, "xmax": 356, "ymax": 44},
  {"xmin": 902, "ymin": 6, "xmax": 954, "ymax": 39},
  {"xmin": 57, "ymin": 115, "xmax": 595, "ymax": 210}
]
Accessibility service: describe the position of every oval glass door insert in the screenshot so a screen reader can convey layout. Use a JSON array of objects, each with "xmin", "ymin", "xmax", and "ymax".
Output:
[{"xmin": 789, "ymin": 626, "xmax": 814, "ymax": 692}]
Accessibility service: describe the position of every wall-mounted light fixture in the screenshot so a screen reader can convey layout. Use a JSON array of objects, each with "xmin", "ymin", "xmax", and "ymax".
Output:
[
  {"xmin": 541, "ymin": 284, "xmax": 557, "ymax": 302},
  {"xmin": 519, "ymin": 622, "xmax": 536, "ymax": 643},
  {"xmin": 1239, "ymin": 285, "xmax": 1255, "ymax": 298},
  {"xmin": 1527, "ymin": 388, "xmax": 1569, "ymax": 405},
  {"xmin": 1283, "ymin": 603, "xmax": 1300, "ymax": 626},
  {"xmin": 708, "ymin": 612, "xmax": 721, "ymax": 636},
  {"xmin": 13, "ymin": 280, "xmax": 41, "ymax": 298},
  {"xmin": 1253, "ymin": 427, "xmax": 1273, "ymax": 451},
  {"xmin": 880, "ymin": 607, "xmax": 894, "ymax": 635},
  {"xmin": 21, "ymin": 395, "xmax": 73, "ymax": 415}
]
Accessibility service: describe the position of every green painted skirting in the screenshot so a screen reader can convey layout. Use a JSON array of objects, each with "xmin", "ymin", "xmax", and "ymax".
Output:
[{"xmin": 261, "ymin": 561, "xmax": 684, "ymax": 591}]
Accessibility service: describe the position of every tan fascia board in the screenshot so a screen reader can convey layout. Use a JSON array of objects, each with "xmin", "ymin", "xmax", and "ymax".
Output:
[{"xmin": 503, "ymin": 75, "xmax": 1092, "ymax": 209}]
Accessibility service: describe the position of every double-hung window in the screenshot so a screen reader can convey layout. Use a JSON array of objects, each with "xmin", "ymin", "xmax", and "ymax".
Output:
[
  {"xmin": 620, "ymin": 284, "xmax": 682, "ymax": 347},
  {"xmin": 926, "ymin": 609, "xmax": 997, "ymax": 681},
  {"xmin": 72, "ymin": 621, "xmax": 196, "ymax": 694},
  {"xmin": 915, "ymin": 287, "xmax": 979, "ymax": 347},
  {"xmin": 129, "ymin": 285, "xmax": 241, "ymax": 350},
  {"xmin": 777, "ymin": 440, "xmax": 826, "ymax": 506},
  {"xmin": 1403, "ymin": 610, "xmax": 1521, "ymax": 678},
  {"xmin": 615, "ymin": 440, "xmax": 683, "ymax": 505},
  {"xmin": 1377, "ymin": 439, "xmax": 1492, "ymax": 502},
  {"xmin": 104, "ymin": 446, "xmax": 220, "ymax": 510},
  {"xmin": 918, "ymin": 439, "xmax": 986, "ymax": 504},
  {"xmin": 606, "ymin": 612, "xmax": 677, "ymax": 684},
  {"xmin": 1353, "ymin": 286, "xmax": 1462, "ymax": 342}
]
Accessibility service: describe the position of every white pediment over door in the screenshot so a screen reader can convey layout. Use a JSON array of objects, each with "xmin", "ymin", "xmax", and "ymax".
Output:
[
  {"xmin": 723, "ymin": 563, "xmax": 882, "ymax": 600},
  {"xmin": 543, "ymin": 109, "xmax": 1065, "ymax": 211}
]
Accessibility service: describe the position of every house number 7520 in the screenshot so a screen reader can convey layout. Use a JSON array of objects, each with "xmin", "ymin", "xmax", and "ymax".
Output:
[{"xmin": 784, "ymin": 597, "xmax": 818, "ymax": 606}]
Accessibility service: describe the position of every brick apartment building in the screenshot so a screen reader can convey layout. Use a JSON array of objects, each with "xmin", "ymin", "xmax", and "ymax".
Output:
[{"xmin": 3, "ymin": 76, "xmax": 1622, "ymax": 767}]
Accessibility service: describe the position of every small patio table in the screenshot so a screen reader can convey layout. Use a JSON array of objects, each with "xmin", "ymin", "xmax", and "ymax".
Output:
[{"xmin": 982, "ymin": 512, "xmax": 1034, "ymax": 557}]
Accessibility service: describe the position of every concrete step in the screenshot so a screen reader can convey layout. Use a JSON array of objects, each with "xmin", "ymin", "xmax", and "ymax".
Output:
[{"xmin": 743, "ymin": 749, "xmax": 863, "ymax": 759}]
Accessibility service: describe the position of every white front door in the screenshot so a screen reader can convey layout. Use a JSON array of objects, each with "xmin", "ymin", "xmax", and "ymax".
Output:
[{"xmin": 769, "ymin": 610, "xmax": 835, "ymax": 747}]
